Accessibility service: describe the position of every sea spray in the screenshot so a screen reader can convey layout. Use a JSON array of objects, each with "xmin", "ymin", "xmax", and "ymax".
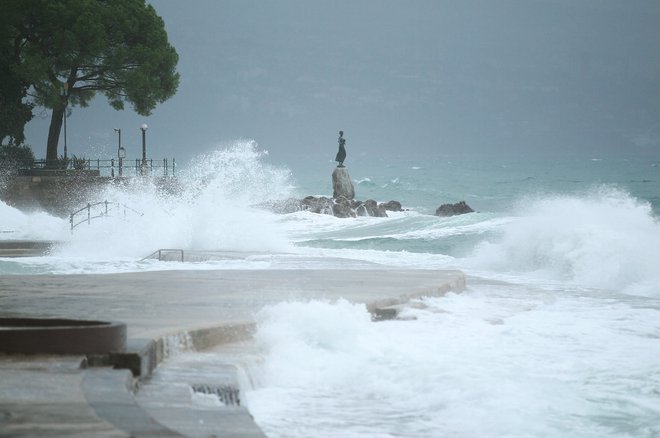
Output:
[
  {"xmin": 56, "ymin": 140, "xmax": 295, "ymax": 258},
  {"xmin": 0, "ymin": 200, "xmax": 68, "ymax": 239},
  {"xmin": 249, "ymin": 299, "xmax": 373, "ymax": 386},
  {"xmin": 244, "ymin": 288, "xmax": 660, "ymax": 437},
  {"xmin": 184, "ymin": 140, "xmax": 293, "ymax": 205},
  {"xmin": 466, "ymin": 187, "xmax": 660, "ymax": 295}
]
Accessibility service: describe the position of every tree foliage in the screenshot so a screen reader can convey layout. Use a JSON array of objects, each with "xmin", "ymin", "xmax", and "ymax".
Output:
[
  {"xmin": 0, "ymin": 7, "xmax": 33, "ymax": 145},
  {"xmin": 0, "ymin": 144, "xmax": 35, "ymax": 174},
  {"xmin": 3, "ymin": 0, "xmax": 180, "ymax": 163}
]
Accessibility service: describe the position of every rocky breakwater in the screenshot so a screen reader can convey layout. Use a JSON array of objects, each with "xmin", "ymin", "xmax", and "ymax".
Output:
[
  {"xmin": 435, "ymin": 201, "xmax": 474, "ymax": 217},
  {"xmin": 262, "ymin": 166, "xmax": 476, "ymax": 219},
  {"xmin": 296, "ymin": 196, "xmax": 403, "ymax": 218},
  {"xmin": 265, "ymin": 167, "xmax": 404, "ymax": 218}
]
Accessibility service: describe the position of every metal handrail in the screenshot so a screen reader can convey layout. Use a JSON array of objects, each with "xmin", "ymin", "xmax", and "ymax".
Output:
[
  {"xmin": 142, "ymin": 249, "xmax": 185, "ymax": 262},
  {"xmin": 32, "ymin": 158, "xmax": 176, "ymax": 177},
  {"xmin": 70, "ymin": 201, "xmax": 144, "ymax": 232}
]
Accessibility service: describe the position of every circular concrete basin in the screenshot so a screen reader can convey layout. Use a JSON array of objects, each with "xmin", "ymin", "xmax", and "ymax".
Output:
[{"xmin": 0, "ymin": 318, "xmax": 126, "ymax": 355}]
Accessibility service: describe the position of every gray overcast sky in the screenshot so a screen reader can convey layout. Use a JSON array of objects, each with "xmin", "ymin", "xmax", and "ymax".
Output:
[{"xmin": 24, "ymin": 0, "xmax": 660, "ymax": 163}]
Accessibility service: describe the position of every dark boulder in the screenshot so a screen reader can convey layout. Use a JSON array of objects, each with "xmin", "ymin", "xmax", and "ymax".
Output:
[
  {"xmin": 301, "ymin": 196, "xmax": 334, "ymax": 215},
  {"xmin": 435, "ymin": 201, "xmax": 474, "ymax": 217},
  {"xmin": 352, "ymin": 199, "xmax": 385, "ymax": 217},
  {"xmin": 379, "ymin": 200, "xmax": 402, "ymax": 212},
  {"xmin": 332, "ymin": 196, "xmax": 356, "ymax": 218},
  {"xmin": 265, "ymin": 196, "xmax": 401, "ymax": 219},
  {"xmin": 365, "ymin": 199, "xmax": 388, "ymax": 217}
]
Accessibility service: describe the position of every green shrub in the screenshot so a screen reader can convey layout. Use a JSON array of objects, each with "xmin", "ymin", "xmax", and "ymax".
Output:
[
  {"xmin": 0, "ymin": 144, "xmax": 35, "ymax": 172},
  {"xmin": 71, "ymin": 155, "xmax": 88, "ymax": 170}
]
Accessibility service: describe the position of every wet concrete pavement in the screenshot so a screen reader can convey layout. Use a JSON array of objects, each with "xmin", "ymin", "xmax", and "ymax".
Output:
[{"xmin": 0, "ymin": 264, "xmax": 465, "ymax": 437}]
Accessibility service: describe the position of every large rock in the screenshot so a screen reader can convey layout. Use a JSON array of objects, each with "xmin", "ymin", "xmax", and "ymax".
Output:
[
  {"xmin": 332, "ymin": 196, "xmax": 356, "ymax": 218},
  {"xmin": 435, "ymin": 201, "xmax": 474, "ymax": 217},
  {"xmin": 301, "ymin": 196, "xmax": 334, "ymax": 215},
  {"xmin": 363, "ymin": 199, "xmax": 387, "ymax": 217},
  {"xmin": 332, "ymin": 167, "xmax": 355, "ymax": 200},
  {"xmin": 379, "ymin": 200, "xmax": 402, "ymax": 212},
  {"xmin": 263, "ymin": 195, "xmax": 398, "ymax": 218}
]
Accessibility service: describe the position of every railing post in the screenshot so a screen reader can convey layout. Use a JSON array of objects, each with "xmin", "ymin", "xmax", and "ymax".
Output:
[
  {"xmin": 164, "ymin": 158, "xmax": 167, "ymax": 176},
  {"xmin": 70, "ymin": 213, "xmax": 74, "ymax": 233},
  {"xmin": 104, "ymin": 200, "xmax": 108, "ymax": 216},
  {"xmin": 173, "ymin": 158, "xmax": 176, "ymax": 175},
  {"xmin": 111, "ymin": 158, "xmax": 115, "ymax": 178},
  {"xmin": 87, "ymin": 203, "xmax": 91, "ymax": 225},
  {"xmin": 118, "ymin": 157, "xmax": 123, "ymax": 177}
]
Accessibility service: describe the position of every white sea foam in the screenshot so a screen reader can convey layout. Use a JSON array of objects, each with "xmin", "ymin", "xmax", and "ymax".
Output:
[
  {"xmin": 0, "ymin": 201, "xmax": 68, "ymax": 239},
  {"xmin": 53, "ymin": 140, "xmax": 294, "ymax": 259},
  {"xmin": 244, "ymin": 285, "xmax": 660, "ymax": 437},
  {"xmin": 466, "ymin": 187, "xmax": 660, "ymax": 296},
  {"xmin": 355, "ymin": 177, "xmax": 375, "ymax": 186}
]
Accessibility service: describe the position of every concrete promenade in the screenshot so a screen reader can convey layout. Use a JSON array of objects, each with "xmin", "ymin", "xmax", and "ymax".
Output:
[{"xmin": 0, "ymin": 264, "xmax": 465, "ymax": 437}]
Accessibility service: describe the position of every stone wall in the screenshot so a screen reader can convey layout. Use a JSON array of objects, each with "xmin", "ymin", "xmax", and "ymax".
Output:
[{"xmin": 0, "ymin": 172, "xmax": 180, "ymax": 218}]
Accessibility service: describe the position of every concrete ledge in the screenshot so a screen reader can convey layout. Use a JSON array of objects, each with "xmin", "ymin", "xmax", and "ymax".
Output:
[
  {"xmin": 87, "ymin": 338, "xmax": 158, "ymax": 379},
  {"xmin": 367, "ymin": 271, "xmax": 466, "ymax": 315},
  {"xmin": 85, "ymin": 323, "xmax": 256, "ymax": 380},
  {"xmin": 82, "ymin": 368, "xmax": 183, "ymax": 437},
  {"xmin": 0, "ymin": 318, "xmax": 127, "ymax": 355},
  {"xmin": 185, "ymin": 322, "xmax": 257, "ymax": 352},
  {"xmin": 83, "ymin": 325, "xmax": 272, "ymax": 437}
]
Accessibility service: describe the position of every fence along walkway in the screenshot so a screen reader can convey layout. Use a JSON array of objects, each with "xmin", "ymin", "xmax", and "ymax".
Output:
[
  {"xmin": 70, "ymin": 201, "xmax": 144, "ymax": 232},
  {"xmin": 33, "ymin": 158, "xmax": 176, "ymax": 177},
  {"xmin": 141, "ymin": 249, "xmax": 185, "ymax": 262}
]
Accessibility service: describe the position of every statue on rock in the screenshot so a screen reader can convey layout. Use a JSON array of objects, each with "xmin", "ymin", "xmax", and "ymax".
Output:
[
  {"xmin": 335, "ymin": 130, "xmax": 347, "ymax": 167},
  {"xmin": 332, "ymin": 130, "xmax": 354, "ymax": 199}
]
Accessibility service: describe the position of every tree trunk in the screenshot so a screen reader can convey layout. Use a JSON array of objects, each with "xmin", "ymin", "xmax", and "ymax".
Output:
[{"xmin": 46, "ymin": 103, "xmax": 65, "ymax": 167}]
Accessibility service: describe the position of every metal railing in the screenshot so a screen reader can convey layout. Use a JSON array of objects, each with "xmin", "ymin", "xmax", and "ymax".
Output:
[
  {"xmin": 33, "ymin": 158, "xmax": 176, "ymax": 177},
  {"xmin": 142, "ymin": 249, "xmax": 185, "ymax": 262},
  {"xmin": 70, "ymin": 201, "xmax": 144, "ymax": 232}
]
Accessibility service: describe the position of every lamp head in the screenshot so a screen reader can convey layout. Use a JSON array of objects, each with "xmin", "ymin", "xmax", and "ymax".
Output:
[{"xmin": 141, "ymin": 123, "xmax": 148, "ymax": 131}]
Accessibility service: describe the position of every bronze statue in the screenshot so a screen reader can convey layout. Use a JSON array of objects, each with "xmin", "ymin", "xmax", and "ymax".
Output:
[{"xmin": 335, "ymin": 130, "xmax": 346, "ymax": 167}]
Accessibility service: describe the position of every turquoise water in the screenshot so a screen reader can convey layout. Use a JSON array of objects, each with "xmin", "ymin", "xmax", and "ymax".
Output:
[
  {"xmin": 284, "ymin": 154, "xmax": 660, "ymax": 262},
  {"xmin": 288, "ymin": 154, "xmax": 660, "ymax": 214}
]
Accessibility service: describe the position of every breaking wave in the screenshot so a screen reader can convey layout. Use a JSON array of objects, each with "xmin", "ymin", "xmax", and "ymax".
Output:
[{"xmin": 467, "ymin": 187, "xmax": 660, "ymax": 295}]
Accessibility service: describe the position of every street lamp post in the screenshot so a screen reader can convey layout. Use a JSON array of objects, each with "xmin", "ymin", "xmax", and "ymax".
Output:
[
  {"xmin": 140, "ymin": 124, "xmax": 148, "ymax": 174},
  {"xmin": 114, "ymin": 128, "xmax": 125, "ymax": 176},
  {"xmin": 62, "ymin": 83, "xmax": 68, "ymax": 164}
]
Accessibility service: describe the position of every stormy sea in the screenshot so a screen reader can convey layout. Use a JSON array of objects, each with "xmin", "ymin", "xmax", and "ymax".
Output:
[{"xmin": 2, "ymin": 141, "xmax": 660, "ymax": 437}]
